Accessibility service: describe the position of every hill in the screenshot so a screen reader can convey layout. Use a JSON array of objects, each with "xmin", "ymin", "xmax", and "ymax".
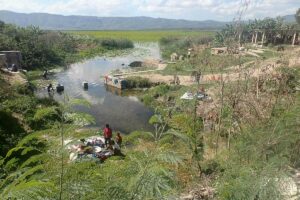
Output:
[
  {"xmin": 0, "ymin": 10, "xmax": 227, "ymax": 30},
  {"xmin": 282, "ymin": 14, "xmax": 297, "ymax": 23}
]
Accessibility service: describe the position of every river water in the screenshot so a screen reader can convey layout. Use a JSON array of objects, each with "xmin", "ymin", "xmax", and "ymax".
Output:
[{"xmin": 39, "ymin": 43, "xmax": 161, "ymax": 133}]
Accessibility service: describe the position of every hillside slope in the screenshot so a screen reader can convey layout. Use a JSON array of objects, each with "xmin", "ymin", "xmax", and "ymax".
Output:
[{"xmin": 0, "ymin": 10, "xmax": 226, "ymax": 30}]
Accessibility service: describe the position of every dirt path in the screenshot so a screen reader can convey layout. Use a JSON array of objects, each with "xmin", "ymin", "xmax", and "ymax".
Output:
[
  {"xmin": 0, "ymin": 69, "xmax": 28, "ymax": 85},
  {"xmin": 123, "ymin": 53, "xmax": 300, "ymax": 86},
  {"xmin": 289, "ymin": 168, "xmax": 300, "ymax": 200}
]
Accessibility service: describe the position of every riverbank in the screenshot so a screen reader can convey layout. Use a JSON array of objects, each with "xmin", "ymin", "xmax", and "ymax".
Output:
[
  {"xmin": 27, "ymin": 43, "xmax": 162, "ymax": 133},
  {"xmin": 1, "ymin": 23, "xmax": 300, "ymax": 199}
]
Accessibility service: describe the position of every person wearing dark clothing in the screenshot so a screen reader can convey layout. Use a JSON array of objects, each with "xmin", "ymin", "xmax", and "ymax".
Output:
[
  {"xmin": 47, "ymin": 84, "xmax": 53, "ymax": 93},
  {"xmin": 43, "ymin": 70, "xmax": 48, "ymax": 79},
  {"xmin": 103, "ymin": 124, "xmax": 112, "ymax": 147},
  {"xmin": 111, "ymin": 140, "xmax": 125, "ymax": 157},
  {"xmin": 11, "ymin": 64, "xmax": 18, "ymax": 72}
]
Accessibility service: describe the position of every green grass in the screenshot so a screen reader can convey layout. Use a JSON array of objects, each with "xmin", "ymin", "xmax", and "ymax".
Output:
[
  {"xmin": 160, "ymin": 51, "xmax": 256, "ymax": 76},
  {"xmin": 260, "ymin": 49, "xmax": 280, "ymax": 60},
  {"xmin": 67, "ymin": 30, "xmax": 215, "ymax": 42}
]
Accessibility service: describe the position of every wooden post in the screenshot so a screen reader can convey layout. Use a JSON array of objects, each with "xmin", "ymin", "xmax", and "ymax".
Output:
[
  {"xmin": 256, "ymin": 76, "xmax": 259, "ymax": 99},
  {"xmin": 261, "ymin": 32, "xmax": 265, "ymax": 47},
  {"xmin": 292, "ymin": 32, "xmax": 296, "ymax": 46},
  {"xmin": 255, "ymin": 32, "xmax": 258, "ymax": 44}
]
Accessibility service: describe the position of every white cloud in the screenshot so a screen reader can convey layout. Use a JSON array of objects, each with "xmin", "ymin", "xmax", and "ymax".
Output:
[
  {"xmin": 0, "ymin": 0, "xmax": 297, "ymax": 20},
  {"xmin": 0, "ymin": 0, "xmax": 43, "ymax": 13},
  {"xmin": 0, "ymin": 0, "xmax": 123, "ymax": 16},
  {"xmin": 133, "ymin": 0, "xmax": 217, "ymax": 13},
  {"xmin": 211, "ymin": 0, "xmax": 298, "ymax": 20},
  {"xmin": 46, "ymin": 0, "xmax": 123, "ymax": 16}
]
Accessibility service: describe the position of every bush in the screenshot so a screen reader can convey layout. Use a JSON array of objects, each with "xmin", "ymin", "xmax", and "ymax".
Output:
[
  {"xmin": 141, "ymin": 94, "xmax": 155, "ymax": 106},
  {"xmin": 101, "ymin": 39, "xmax": 134, "ymax": 49},
  {"xmin": 201, "ymin": 159, "xmax": 222, "ymax": 175},
  {"xmin": 18, "ymin": 133, "xmax": 47, "ymax": 151},
  {"xmin": 151, "ymin": 84, "xmax": 170, "ymax": 98},
  {"xmin": 125, "ymin": 76, "xmax": 151, "ymax": 88},
  {"xmin": 160, "ymin": 36, "xmax": 213, "ymax": 58},
  {"xmin": 2, "ymin": 147, "xmax": 41, "ymax": 172},
  {"xmin": 0, "ymin": 111, "xmax": 26, "ymax": 157},
  {"xmin": 123, "ymin": 131, "xmax": 153, "ymax": 146},
  {"xmin": 2, "ymin": 96, "xmax": 37, "ymax": 114},
  {"xmin": 13, "ymin": 83, "xmax": 34, "ymax": 95},
  {"xmin": 31, "ymin": 107, "xmax": 60, "ymax": 130}
]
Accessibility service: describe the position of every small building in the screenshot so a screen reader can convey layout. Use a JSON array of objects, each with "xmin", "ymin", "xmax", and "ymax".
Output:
[
  {"xmin": 129, "ymin": 61, "xmax": 143, "ymax": 68},
  {"xmin": 0, "ymin": 54, "xmax": 7, "ymax": 68},
  {"xmin": 0, "ymin": 51, "xmax": 22, "ymax": 69},
  {"xmin": 104, "ymin": 75, "xmax": 127, "ymax": 90}
]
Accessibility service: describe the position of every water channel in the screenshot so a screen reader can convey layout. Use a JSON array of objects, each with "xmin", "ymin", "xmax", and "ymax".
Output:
[{"xmin": 38, "ymin": 43, "xmax": 161, "ymax": 133}]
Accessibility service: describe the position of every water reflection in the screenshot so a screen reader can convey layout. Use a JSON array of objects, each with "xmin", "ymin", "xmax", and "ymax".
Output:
[
  {"xmin": 37, "ymin": 43, "xmax": 160, "ymax": 133},
  {"xmin": 105, "ymin": 85, "xmax": 122, "ymax": 96}
]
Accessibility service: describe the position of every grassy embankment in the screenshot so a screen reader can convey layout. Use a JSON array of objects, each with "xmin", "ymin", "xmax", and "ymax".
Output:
[
  {"xmin": 159, "ymin": 38, "xmax": 282, "ymax": 76},
  {"xmin": 2, "ymin": 59, "xmax": 299, "ymax": 199},
  {"xmin": 2, "ymin": 20, "xmax": 300, "ymax": 199},
  {"xmin": 67, "ymin": 30, "xmax": 216, "ymax": 42}
]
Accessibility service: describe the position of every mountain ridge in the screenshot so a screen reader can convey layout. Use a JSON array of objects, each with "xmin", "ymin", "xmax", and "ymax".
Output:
[
  {"xmin": 0, "ymin": 10, "xmax": 296, "ymax": 30},
  {"xmin": 0, "ymin": 10, "xmax": 227, "ymax": 30}
]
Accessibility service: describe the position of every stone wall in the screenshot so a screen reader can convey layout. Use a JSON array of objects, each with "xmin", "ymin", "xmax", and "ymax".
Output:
[
  {"xmin": 0, "ymin": 54, "xmax": 7, "ymax": 68},
  {"xmin": 0, "ymin": 51, "xmax": 22, "ymax": 69}
]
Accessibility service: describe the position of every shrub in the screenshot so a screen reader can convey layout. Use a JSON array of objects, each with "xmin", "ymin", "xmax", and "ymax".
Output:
[
  {"xmin": 0, "ymin": 111, "xmax": 26, "ymax": 157},
  {"xmin": 151, "ymin": 84, "xmax": 170, "ymax": 98},
  {"xmin": 160, "ymin": 36, "xmax": 213, "ymax": 58},
  {"xmin": 31, "ymin": 107, "xmax": 60, "ymax": 129},
  {"xmin": 125, "ymin": 76, "xmax": 151, "ymax": 88},
  {"xmin": 201, "ymin": 159, "xmax": 222, "ymax": 175},
  {"xmin": 2, "ymin": 147, "xmax": 41, "ymax": 172},
  {"xmin": 18, "ymin": 133, "xmax": 47, "ymax": 151},
  {"xmin": 123, "ymin": 131, "xmax": 153, "ymax": 146},
  {"xmin": 101, "ymin": 39, "xmax": 134, "ymax": 49},
  {"xmin": 13, "ymin": 83, "xmax": 34, "ymax": 95},
  {"xmin": 2, "ymin": 96, "xmax": 37, "ymax": 114},
  {"xmin": 141, "ymin": 94, "xmax": 155, "ymax": 106}
]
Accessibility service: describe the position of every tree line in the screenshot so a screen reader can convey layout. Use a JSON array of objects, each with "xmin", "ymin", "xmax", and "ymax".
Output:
[
  {"xmin": 215, "ymin": 14, "xmax": 300, "ymax": 46},
  {"xmin": 0, "ymin": 21, "xmax": 134, "ymax": 70}
]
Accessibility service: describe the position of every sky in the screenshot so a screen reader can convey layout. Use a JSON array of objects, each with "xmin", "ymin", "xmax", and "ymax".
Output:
[{"xmin": 0, "ymin": 0, "xmax": 298, "ymax": 21}]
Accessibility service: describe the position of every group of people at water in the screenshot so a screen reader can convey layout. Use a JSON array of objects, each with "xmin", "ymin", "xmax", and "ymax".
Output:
[
  {"xmin": 102, "ymin": 124, "xmax": 124, "ymax": 157},
  {"xmin": 76, "ymin": 123, "xmax": 124, "ymax": 162}
]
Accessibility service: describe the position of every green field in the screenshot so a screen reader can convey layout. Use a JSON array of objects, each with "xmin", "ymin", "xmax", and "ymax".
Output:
[{"xmin": 67, "ymin": 30, "xmax": 215, "ymax": 42}]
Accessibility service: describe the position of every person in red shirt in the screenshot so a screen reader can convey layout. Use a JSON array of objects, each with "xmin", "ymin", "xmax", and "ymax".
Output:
[{"xmin": 103, "ymin": 124, "xmax": 112, "ymax": 147}]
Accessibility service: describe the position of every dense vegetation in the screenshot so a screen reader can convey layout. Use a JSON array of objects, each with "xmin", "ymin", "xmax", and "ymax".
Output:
[
  {"xmin": 0, "ymin": 74, "xmax": 60, "ymax": 157},
  {"xmin": 0, "ymin": 21, "xmax": 134, "ymax": 70},
  {"xmin": 159, "ymin": 36, "xmax": 214, "ymax": 58},
  {"xmin": 215, "ymin": 17, "xmax": 300, "ymax": 46},
  {"xmin": 69, "ymin": 30, "xmax": 215, "ymax": 42},
  {"xmin": 1, "ymin": 11, "xmax": 300, "ymax": 200}
]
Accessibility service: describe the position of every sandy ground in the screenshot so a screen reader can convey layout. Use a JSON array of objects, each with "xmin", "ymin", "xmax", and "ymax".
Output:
[
  {"xmin": 0, "ymin": 69, "xmax": 28, "ymax": 85},
  {"xmin": 123, "ymin": 48, "xmax": 300, "ymax": 86}
]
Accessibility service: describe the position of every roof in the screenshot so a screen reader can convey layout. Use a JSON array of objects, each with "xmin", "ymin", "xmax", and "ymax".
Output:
[{"xmin": 0, "ymin": 51, "xmax": 21, "ymax": 53}]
